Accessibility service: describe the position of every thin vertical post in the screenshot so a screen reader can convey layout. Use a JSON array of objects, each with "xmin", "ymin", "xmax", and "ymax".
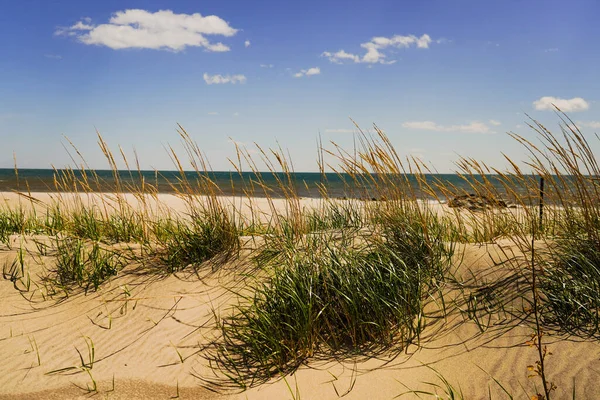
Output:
[{"xmin": 539, "ymin": 176, "xmax": 545, "ymax": 232}]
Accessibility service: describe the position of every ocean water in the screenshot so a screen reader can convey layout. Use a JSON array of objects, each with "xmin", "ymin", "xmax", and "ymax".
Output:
[{"xmin": 0, "ymin": 168, "xmax": 527, "ymax": 200}]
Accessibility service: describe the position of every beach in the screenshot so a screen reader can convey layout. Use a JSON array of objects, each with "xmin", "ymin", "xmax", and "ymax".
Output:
[
  {"xmin": 4, "ymin": 2, "xmax": 598, "ymax": 398},
  {"xmin": 1, "ymin": 190, "xmax": 599, "ymax": 399}
]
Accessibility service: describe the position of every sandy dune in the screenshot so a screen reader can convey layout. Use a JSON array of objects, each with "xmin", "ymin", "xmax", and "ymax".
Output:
[{"xmin": 1, "ymin": 192, "xmax": 599, "ymax": 399}]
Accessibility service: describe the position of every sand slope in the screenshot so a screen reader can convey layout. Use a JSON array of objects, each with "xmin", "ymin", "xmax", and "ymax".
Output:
[{"xmin": 1, "ymin": 194, "xmax": 599, "ymax": 399}]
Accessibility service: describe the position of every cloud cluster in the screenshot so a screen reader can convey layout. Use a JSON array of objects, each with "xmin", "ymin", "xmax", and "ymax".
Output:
[
  {"xmin": 533, "ymin": 96, "xmax": 589, "ymax": 112},
  {"xmin": 294, "ymin": 67, "xmax": 320, "ymax": 78},
  {"xmin": 203, "ymin": 73, "xmax": 246, "ymax": 85},
  {"xmin": 402, "ymin": 121, "xmax": 492, "ymax": 134},
  {"xmin": 322, "ymin": 34, "xmax": 433, "ymax": 64},
  {"xmin": 56, "ymin": 9, "xmax": 237, "ymax": 52},
  {"xmin": 489, "ymin": 120, "xmax": 501, "ymax": 126}
]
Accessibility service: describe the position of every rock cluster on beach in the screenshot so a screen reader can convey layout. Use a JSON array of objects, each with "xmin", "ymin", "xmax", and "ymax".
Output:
[{"xmin": 447, "ymin": 193, "xmax": 512, "ymax": 211}]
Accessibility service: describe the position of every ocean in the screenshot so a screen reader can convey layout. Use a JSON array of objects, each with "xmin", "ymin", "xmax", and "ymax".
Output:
[{"xmin": 0, "ymin": 168, "xmax": 530, "ymax": 200}]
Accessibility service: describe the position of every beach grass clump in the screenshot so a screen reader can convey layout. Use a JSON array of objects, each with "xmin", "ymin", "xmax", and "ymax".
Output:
[
  {"xmin": 212, "ymin": 203, "xmax": 452, "ymax": 386},
  {"xmin": 103, "ymin": 210, "xmax": 147, "ymax": 243},
  {"xmin": 155, "ymin": 210, "xmax": 239, "ymax": 273},
  {"xmin": 70, "ymin": 207, "xmax": 103, "ymax": 241},
  {"xmin": 454, "ymin": 207, "xmax": 540, "ymax": 244},
  {"xmin": 142, "ymin": 125, "xmax": 241, "ymax": 273},
  {"xmin": 252, "ymin": 201, "xmax": 365, "ymax": 266},
  {"xmin": 150, "ymin": 215, "xmax": 181, "ymax": 244},
  {"xmin": 0, "ymin": 207, "xmax": 41, "ymax": 244},
  {"xmin": 42, "ymin": 204, "xmax": 68, "ymax": 235},
  {"xmin": 68, "ymin": 206, "xmax": 147, "ymax": 244},
  {"xmin": 95, "ymin": 206, "xmax": 148, "ymax": 244},
  {"xmin": 373, "ymin": 200, "xmax": 457, "ymax": 265},
  {"xmin": 0, "ymin": 208, "xmax": 25, "ymax": 244},
  {"xmin": 540, "ymin": 236, "xmax": 600, "ymax": 337},
  {"xmin": 304, "ymin": 201, "xmax": 364, "ymax": 233},
  {"xmin": 497, "ymin": 113, "xmax": 600, "ymax": 338},
  {"xmin": 53, "ymin": 236, "xmax": 125, "ymax": 292},
  {"xmin": 1, "ymin": 202, "xmax": 149, "ymax": 246}
]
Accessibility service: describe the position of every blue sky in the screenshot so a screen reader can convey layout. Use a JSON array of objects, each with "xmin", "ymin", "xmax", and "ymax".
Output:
[{"xmin": 1, "ymin": 0, "xmax": 599, "ymax": 172}]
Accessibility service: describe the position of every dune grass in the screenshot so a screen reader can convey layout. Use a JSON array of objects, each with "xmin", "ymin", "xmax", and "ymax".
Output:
[
  {"xmin": 154, "ymin": 210, "xmax": 239, "ymax": 273},
  {"xmin": 2, "ymin": 111, "xmax": 600, "ymax": 398},
  {"xmin": 540, "ymin": 237, "xmax": 600, "ymax": 337},
  {"xmin": 203, "ymin": 127, "xmax": 458, "ymax": 388},
  {"xmin": 52, "ymin": 236, "xmax": 125, "ymax": 293},
  {"xmin": 211, "ymin": 212, "xmax": 452, "ymax": 386}
]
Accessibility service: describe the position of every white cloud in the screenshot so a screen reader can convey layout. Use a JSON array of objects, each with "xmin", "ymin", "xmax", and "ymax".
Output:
[
  {"xmin": 260, "ymin": 64, "xmax": 274, "ymax": 68},
  {"xmin": 207, "ymin": 111, "xmax": 219, "ymax": 115},
  {"xmin": 233, "ymin": 112, "xmax": 240, "ymax": 117},
  {"xmin": 244, "ymin": 40, "xmax": 251, "ymax": 47},
  {"xmin": 294, "ymin": 67, "xmax": 320, "ymax": 78},
  {"xmin": 72, "ymin": 21, "xmax": 94, "ymax": 31},
  {"xmin": 577, "ymin": 121, "xmax": 600, "ymax": 129},
  {"xmin": 203, "ymin": 73, "xmax": 246, "ymax": 85},
  {"xmin": 489, "ymin": 119, "xmax": 501, "ymax": 126},
  {"xmin": 321, "ymin": 50, "xmax": 360, "ymax": 64},
  {"xmin": 325, "ymin": 128, "xmax": 354, "ymax": 133},
  {"xmin": 533, "ymin": 96, "xmax": 590, "ymax": 112},
  {"xmin": 403, "ymin": 121, "xmax": 442, "ymax": 130},
  {"xmin": 56, "ymin": 9, "xmax": 237, "ymax": 52},
  {"xmin": 322, "ymin": 34, "xmax": 434, "ymax": 64},
  {"xmin": 402, "ymin": 121, "xmax": 492, "ymax": 134}
]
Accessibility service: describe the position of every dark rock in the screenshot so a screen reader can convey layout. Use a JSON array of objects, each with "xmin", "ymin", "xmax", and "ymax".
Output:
[{"xmin": 447, "ymin": 193, "xmax": 509, "ymax": 211}]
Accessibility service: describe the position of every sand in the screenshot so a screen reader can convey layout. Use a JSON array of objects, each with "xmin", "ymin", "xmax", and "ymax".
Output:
[{"xmin": 1, "ymin": 192, "xmax": 599, "ymax": 399}]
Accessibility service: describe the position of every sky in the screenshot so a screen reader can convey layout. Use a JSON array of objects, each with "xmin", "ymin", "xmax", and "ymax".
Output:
[{"xmin": 1, "ymin": 0, "xmax": 600, "ymax": 172}]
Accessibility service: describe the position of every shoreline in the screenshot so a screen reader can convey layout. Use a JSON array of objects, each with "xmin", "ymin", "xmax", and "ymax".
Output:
[{"xmin": 0, "ymin": 169, "xmax": 530, "ymax": 203}]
